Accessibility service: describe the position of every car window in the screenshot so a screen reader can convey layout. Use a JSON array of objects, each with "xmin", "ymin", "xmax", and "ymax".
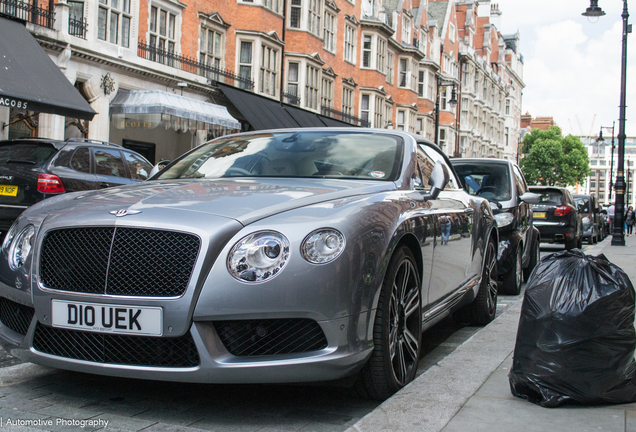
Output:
[
  {"xmin": 574, "ymin": 197, "xmax": 590, "ymax": 212},
  {"xmin": 414, "ymin": 148, "xmax": 435, "ymax": 188},
  {"xmin": 452, "ymin": 162, "xmax": 512, "ymax": 200},
  {"xmin": 512, "ymin": 165, "xmax": 527, "ymax": 194},
  {"xmin": 532, "ymin": 190, "xmax": 564, "ymax": 205},
  {"xmin": 417, "ymin": 144, "xmax": 459, "ymax": 190},
  {"xmin": 0, "ymin": 142, "xmax": 57, "ymax": 166},
  {"xmin": 70, "ymin": 147, "xmax": 91, "ymax": 173},
  {"xmin": 124, "ymin": 151, "xmax": 152, "ymax": 180},
  {"xmin": 94, "ymin": 148, "xmax": 126, "ymax": 177},
  {"xmin": 156, "ymin": 131, "xmax": 403, "ymax": 181}
]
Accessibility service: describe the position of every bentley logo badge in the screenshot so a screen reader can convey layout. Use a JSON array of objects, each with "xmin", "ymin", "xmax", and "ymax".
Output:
[{"xmin": 109, "ymin": 209, "xmax": 142, "ymax": 217}]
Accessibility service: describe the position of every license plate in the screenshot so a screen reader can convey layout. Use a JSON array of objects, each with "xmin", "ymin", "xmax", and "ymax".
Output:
[
  {"xmin": 0, "ymin": 184, "xmax": 18, "ymax": 196},
  {"xmin": 534, "ymin": 212, "xmax": 546, "ymax": 219},
  {"xmin": 51, "ymin": 300, "xmax": 163, "ymax": 336}
]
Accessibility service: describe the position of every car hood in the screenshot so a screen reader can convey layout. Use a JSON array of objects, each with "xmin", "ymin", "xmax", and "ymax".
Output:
[{"xmin": 30, "ymin": 178, "xmax": 397, "ymax": 226}]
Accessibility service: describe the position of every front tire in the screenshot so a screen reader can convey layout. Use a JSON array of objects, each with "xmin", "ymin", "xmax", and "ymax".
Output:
[
  {"xmin": 501, "ymin": 244, "xmax": 522, "ymax": 295},
  {"xmin": 358, "ymin": 246, "xmax": 422, "ymax": 401},
  {"xmin": 454, "ymin": 237, "xmax": 498, "ymax": 325}
]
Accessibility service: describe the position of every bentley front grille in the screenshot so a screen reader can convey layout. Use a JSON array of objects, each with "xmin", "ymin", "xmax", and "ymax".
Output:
[
  {"xmin": 33, "ymin": 323, "xmax": 200, "ymax": 367},
  {"xmin": 39, "ymin": 227, "xmax": 200, "ymax": 297},
  {"xmin": 0, "ymin": 297, "xmax": 34, "ymax": 336},
  {"xmin": 214, "ymin": 318, "xmax": 328, "ymax": 356}
]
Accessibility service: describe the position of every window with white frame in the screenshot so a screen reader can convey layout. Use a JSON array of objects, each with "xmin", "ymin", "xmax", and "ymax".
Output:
[
  {"xmin": 505, "ymin": 127, "xmax": 509, "ymax": 146},
  {"xmin": 344, "ymin": 23, "xmax": 356, "ymax": 63},
  {"xmin": 402, "ymin": 15, "xmax": 411, "ymax": 44},
  {"xmin": 323, "ymin": 10, "xmax": 336, "ymax": 52},
  {"xmin": 360, "ymin": 94, "xmax": 370, "ymax": 123},
  {"xmin": 374, "ymin": 95, "xmax": 384, "ymax": 128},
  {"xmin": 439, "ymin": 128, "xmax": 447, "ymax": 152},
  {"xmin": 260, "ymin": 45, "xmax": 278, "ymax": 96},
  {"xmin": 308, "ymin": 0, "xmax": 321, "ymax": 36},
  {"xmin": 362, "ymin": 0, "xmax": 373, "ymax": 17},
  {"xmin": 342, "ymin": 85, "xmax": 354, "ymax": 118},
  {"xmin": 362, "ymin": 34, "xmax": 372, "ymax": 68},
  {"xmin": 290, "ymin": 0, "xmax": 301, "ymax": 28},
  {"xmin": 409, "ymin": 111, "xmax": 416, "ymax": 133},
  {"xmin": 238, "ymin": 41, "xmax": 253, "ymax": 90},
  {"xmin": 427, "ymin": 71, "xmax": 434, "ymax": 99},
  {"xmin": 199, "ymin": 26, "xmax": 223, "ymax": 80},
  {"xmin": 449, "ymin": 22, "xmax": 455, "ymax": 42},
  {"xmin": 396, "ymin": 110, "xmax": 405, "ymax": 131},
  {"xmin": 305, "ymin": 65, "xmax": 320, "ymax": 110},
  {"xmin": 505, "ymin": 99, "xmax": 510, "ymax": 115},
  {"xmin": 377, "ymin": 37, "xmax": 386, "ymax": 73},
  {"xmin": 148, "ymin": 5, "xmax": 177, "ymax": 63},
  {"xmin": 263, "ymin": 0, "xmax": 279, "ymax": 13},
  {"xmin": 410, "ymin": 60, "xmax": 418, "ymax": 91},
  {"xmin": 416, "ymin": 117, "xmax": 423, "ymax": 135},
  {"xmin": 419, "ymin": 29, "xmax": 426, "ymax": 53},
  {"xmin": 386, "ymin": 50, "xmax": 394, "ymax": 84},
  {"xmin": 385, "ymin": 103, "xmax": 393, "ymax": 127},
  {"xmin": 321, "ymin": 77, "xmax": 333, "ymax": 109},
  {"xmin": 398, "ymin": 58, "xmax": 408, "ymax": 87},
  {"xmin": 98, "ymin": 0, "xmax": 132, "ymax": 46},
  {"xmin": 287, "ymin": 62, "xmax": 299, "ymax": 99},
  {"xmin": 417, "ymin": 70, "xmax": 425, "ymax": 97}
]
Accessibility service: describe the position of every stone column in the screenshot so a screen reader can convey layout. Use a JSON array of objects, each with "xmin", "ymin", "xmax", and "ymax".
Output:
[
  {"xmin": 37, "ymin": 113, "xmax": 65, "ymax": 140},
  {"xmin": 0, "ymin": 107, "xmax": 9, "ymax": 141}
]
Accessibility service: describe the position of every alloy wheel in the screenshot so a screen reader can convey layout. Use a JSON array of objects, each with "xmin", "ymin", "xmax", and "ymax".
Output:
[
  {"xmin": 485, "ymin": 241, "xmax": 498, "ymax": 314},
  {"xmin": 388, "ymin": 259, "xmax": 420, "ymax": 386},
  {"xmin": 515, "ymin": 248, "xmax": 523, "ymax": 289}
]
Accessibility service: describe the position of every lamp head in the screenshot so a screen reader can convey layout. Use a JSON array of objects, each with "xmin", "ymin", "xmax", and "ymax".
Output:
[
  {"xmin": 597, "ymin": 129, "xmax": 605, "ymax": 144},
  {"xmin": 582, "ymin": 0, "xmax": 606, "ymax": 23}
]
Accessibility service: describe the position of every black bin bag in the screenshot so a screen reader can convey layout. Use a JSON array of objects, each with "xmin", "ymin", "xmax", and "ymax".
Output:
[{"xmin": 509, "ymin": 249, "xmax": 636, "ymax": 407}]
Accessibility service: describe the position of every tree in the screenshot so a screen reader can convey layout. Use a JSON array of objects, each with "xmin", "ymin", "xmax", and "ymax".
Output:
[{"xmin": 520, "ymin": 126, "xmax": 590, "ymax": 187}]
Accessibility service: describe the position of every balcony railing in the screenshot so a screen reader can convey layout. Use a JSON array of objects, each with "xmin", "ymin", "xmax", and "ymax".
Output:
[
  {"xmin": 321, "ymin": 105, "xmax": 370, "ymax": 128},
  {"xmin": 282, "ymin": 91, "xmax": 300, "ymax": 106},
  {"xmin": 0, "ymin": 0, "xmax": 54, "ymax": 28},
  {"xmin": 68, "ymin": 17, "xmax": 87, "ymax": 39},
  {"xmin": 138, "ymin": 41, "xmax": 254, "ymax": 90}
]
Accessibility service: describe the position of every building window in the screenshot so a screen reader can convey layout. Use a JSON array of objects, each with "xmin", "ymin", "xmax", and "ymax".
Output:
[
  {"xmin": 260, "ymin": 45, "xmax": 278, "ymax": 96},
  {"xmin": 416, "ymin": 118, "xmax": 423, "ymax": 135},
  {"xmin": 290, "ymin": 0, "xmax": 301, "ymax": 28},
  {"xmin": 411, "ymin": 60, "xmax": 418, "ymax": 92},
  {"xmin": 591, "ymin": 181, "xmax": 596, "ymax": 187},
  {"xmin": 323, "ymin": 10, "xmax": 336, "ymax": 52},
  {"xmin": 408, "ymin": 111, "xmax": 416, "ymax": 133},
  {"xmin": 505, "ymin": 127, "xmax": 509, "ymax": 146},
  {"xmin": 439, "ymin": 128, "xmax": 446, "ymax": 152},
  {"xmin": 428, "ymin": 71, "xmax": 434, "ymax": 99},
  {"xmin": 308, "ymin": 0, "xmax": 321, "ymax": 35},
  {"xmin": 417, "ymin": 70, "xmax": 426, "ymax": 97},
  {"xmin": 98, "ymin": 0, "xmax": 131, "ymax": 47},
  {"xmin": 600, "ymin": 160, "xmax": 606, "ymax": 166},
  {"xmin": 375, "ymin": 96, "xmax": 384, "ymax": 128},
  {"xmin": 449, "ymin": 22, "xmax": 455, "ymax": 42},
  {"xmin": 200, "ymin": 27, "xmax": 223, "ymax": 80},
  {"xmin": 305, "ymin": 65, "xmax": 319, "ymax": 110},
  {"xmin": 287, "ymin": 62, "xmax": 299, "ymax": 99},
  {"xmin": 398, "ymin": 58, "xmax": 408, "ymax": 88},
  {"xmin": 402, "ymin": 15, "xmax": 411, "ymax": 44},
  {"xmin": 397, "ymin": 110, "xmax": 405, "ymax": 131},
  {"xmin": 590, "ymin": 159, "xmax": 598, "ymax": 166},
  {"xmin": 419, "ymin": 29, "xmax": 426, "ymax": 53},
  {"xmin": 360, "ymin": 94, "xmax": 370, "ymax": 124},
  {"xmin": 362, "ymin": 34, "xmax": 372, "ymax": 68},
  {"xmin": 149, "ymin": 5, "xmax": 176, "ymax": 62},
  {"xmin": 238, "ymin": 41, "xmax": 253, "ymax": 90},
  {"xmin": 263, "ymin": 0, "xmax": 279, "ymax": 13},
  {"xmin": 377, "ymin": 38, "xmax": 386, "ymax": 74},
  {"xmin": 321, "ymin": 77, "xmax": 333, "ymax": 109},
  {"xmin": 385, "ymin": 103, "xmax": 392, "ymax": 128},
  {"xmin": 344, "ymin": 24, "xmax": 356, "ymax": 64},
  {"xmin": 342, "ymin": 86, "xmax": 354, "ymax": 119},
  {"xmin": 386, "ymin": 50, "xmax": 394, "ymax": 85},
  {"xmin": 599, "ymin": 181, "xmax": 605, "ymax": 188}
]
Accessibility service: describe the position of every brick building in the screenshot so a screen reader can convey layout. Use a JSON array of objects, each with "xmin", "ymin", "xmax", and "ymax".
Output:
[{"xmin": 0, "ymin": 0, "xmax": 524, "ymax": 162}]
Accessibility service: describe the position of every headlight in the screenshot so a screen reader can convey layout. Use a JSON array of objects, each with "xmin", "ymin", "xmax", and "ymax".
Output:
[
  {"xmin": 227, "ymin": 231, "xmax": 290, "ymax": 283},
  {"xmin": 494, "ymin": 212, "xmax": 514, "ymax": 228},
  {"xmin": 8, "ymin": 225, "xmax": 35, "ymax": 270},
  {"xmin": 2, "ymin": 221, "xmax": 20, "ymax": 251},
  {"xmin": 301, "ymin": 229, "xmax": 345, "ymax": 264}
]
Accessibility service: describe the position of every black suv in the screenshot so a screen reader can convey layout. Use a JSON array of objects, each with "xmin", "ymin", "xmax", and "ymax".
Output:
[
  {"xmin": 529, "ymin": 186, "xmax": 583, "ymax": 250},
  {"xmin": 452, "ymin": 158, "xmax": 541, "ymax": 295},
  {"xmin": 0, "ymin": 138, "xmax": 153, "ymax": 234}
]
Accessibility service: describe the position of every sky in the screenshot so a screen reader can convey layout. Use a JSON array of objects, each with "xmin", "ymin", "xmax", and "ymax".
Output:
[{"xmin": 492, "ymin": 0, "xmax": 636, "ymax": 138}]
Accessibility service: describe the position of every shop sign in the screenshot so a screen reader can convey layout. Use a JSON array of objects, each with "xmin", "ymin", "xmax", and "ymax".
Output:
[
  {"xmin": 0, "ymin": 97, "xmax": 28, "ymax": 110},
  {"xmin": 118, "ymin": 120, "xmax": 154, "ymax": 129}
]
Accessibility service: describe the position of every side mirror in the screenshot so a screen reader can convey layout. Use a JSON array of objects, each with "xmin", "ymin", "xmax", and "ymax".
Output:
[
  {"xmin": 520, "ymin": 192, "xmax": 540, "ymax": 204},
  {"xmin": 422, "ymin": 160, "xmax": 449, "ymax": 201},
  {"xmin": 148, "ymin": 160, "xmax": 171, "ymax": 178}
]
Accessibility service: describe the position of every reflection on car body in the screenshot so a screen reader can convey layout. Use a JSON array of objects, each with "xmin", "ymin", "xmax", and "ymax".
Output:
[{"xmin": 0, "ymin": 129, "xmax": 498, "ymax": 401}]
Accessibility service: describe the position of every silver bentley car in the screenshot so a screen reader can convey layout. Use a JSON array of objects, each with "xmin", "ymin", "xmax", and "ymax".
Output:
[{"xmin": 0, "ymin": 128, "xmax": 497, "ymax": 400}]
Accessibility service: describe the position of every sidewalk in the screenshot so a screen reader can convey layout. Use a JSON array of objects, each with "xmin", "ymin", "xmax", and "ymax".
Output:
[{"xmin": 347, "ymin": 234, "xmax": 636, "ymax": 432}]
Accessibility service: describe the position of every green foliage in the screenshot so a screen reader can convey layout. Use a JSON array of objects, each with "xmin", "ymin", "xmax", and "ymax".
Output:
[{"xmin": 520, "ymin": 126, "xmax": 590, "ymax": 187}]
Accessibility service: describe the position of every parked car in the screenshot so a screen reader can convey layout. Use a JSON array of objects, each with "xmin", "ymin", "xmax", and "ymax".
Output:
[
  {"xmin": 528, "ymin": 186, "xmax": 583, "ymax": 250},
  {"xmin": 451, "ymin": 158, "xmax": 541, "ymax": 295},
  {"xmin": 0, "ymin": 138, "xmax": 153, "ymax": 235},
  {"xmin": 573, "ymin": 193, "xmax": 603, "ymax": 243},
  {"xmin": 0, "ymin": 129, "xmax": 498, "ymax": 401}
]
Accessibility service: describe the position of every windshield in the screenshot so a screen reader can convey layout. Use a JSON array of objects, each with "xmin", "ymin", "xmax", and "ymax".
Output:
[
  {"xmin": 574, "ymin": 197, "xmax": 590, "ymax": 212},
  {"xmin": 155, "ymin": 131, "xmax": 403, "ymax": 181},
  {"xmin": 0, "ymin": 142, "xmax": 57, "ymax": 166},
  {"xmin": 452, "ymin": 162, "xmax": 512, "ymax": 201}
]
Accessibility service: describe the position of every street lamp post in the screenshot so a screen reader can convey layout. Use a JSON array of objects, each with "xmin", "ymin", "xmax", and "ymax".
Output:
[
  {"xmin": 434, "ymin": 76, "xmax": 458, "ymax": 151},
  {"xmin": 597, "ymin": 122, "xmax": 615, "ymax": 200},
  {"xmin": 584, "ymin": 0, "xmax": 630, "ymax": 246}
]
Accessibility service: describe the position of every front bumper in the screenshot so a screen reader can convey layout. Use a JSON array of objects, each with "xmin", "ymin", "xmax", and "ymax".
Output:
[{"xmin": 0, "ymin": 281, "xmax": 373, "ymax": 383}]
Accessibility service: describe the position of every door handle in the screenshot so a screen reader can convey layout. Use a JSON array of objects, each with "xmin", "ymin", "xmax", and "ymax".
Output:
[
  {"xmin": 463, "ymin": 208, "xmax": 474, "ymax": 214},
  {"xmin": 99, "ymin": 183, "xmax": 111, "ymax": 188}
]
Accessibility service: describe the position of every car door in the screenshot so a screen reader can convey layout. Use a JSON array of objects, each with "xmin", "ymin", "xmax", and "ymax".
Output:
[
  {"xmin": 511, "ymin": 164, "xmax": 532, "ymax": 260},
  {"xmin": 93, "ymin": 147, "xmax": 136, "ymax": 188},
  {"xmin": 51, "ymin": 146, "xmax": 99, "ymax": 191},
  {"xmin": 417, "ymin": 144, "xmax": 475, "ymax": 305}
]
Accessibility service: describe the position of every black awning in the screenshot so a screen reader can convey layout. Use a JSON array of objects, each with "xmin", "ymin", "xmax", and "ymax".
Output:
[
  {"xmin": 218, "ymin": 83, "xmax": 356, "ymax": 130},
  {"xmin": 0, "ymin": 17, "xmax": 96, "ymax": 120}
]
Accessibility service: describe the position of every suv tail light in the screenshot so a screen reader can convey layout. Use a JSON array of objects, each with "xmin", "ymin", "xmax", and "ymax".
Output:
[
  {"xmin": 37, "ymin": 173, "xmax": 65, "ymax": 193},
  {"xmin": 554, "ymin": 206, "xmax": 573, "ymax": 216}
]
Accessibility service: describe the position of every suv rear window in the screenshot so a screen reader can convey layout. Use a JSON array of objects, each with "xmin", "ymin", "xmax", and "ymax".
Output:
[
  {"xmin": 0, "ymin": 143, "xmax": 57, "ymax": 166},
  {"xmin": 533, "ymin": 190, "xmax": 564, "ymax": 205},
  {"xmin": 574, "ymin": 197, "xmax": 591, "ymax": 212}
]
